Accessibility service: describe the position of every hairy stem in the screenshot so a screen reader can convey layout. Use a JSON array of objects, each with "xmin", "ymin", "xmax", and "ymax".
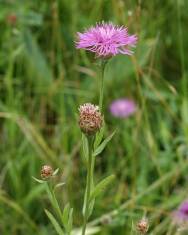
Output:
[
  {"xmin": 82, "ymin": 136, "xmax": 94, "ymax": 235},
  {"xmin": 99, "ymin": 60, "xmax": 107, "ymax": 112}
]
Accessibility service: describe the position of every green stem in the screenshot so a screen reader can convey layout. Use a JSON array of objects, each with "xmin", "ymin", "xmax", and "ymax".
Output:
[
  {"xmin": 46, "ymin": 182, "xmax": 67, "ymax": 235},
  {"xmin": 99, "ymin": 60, "xmax": 107, "ymax": 112},
  {"xmin": 82, "ymin": 136, "xmax": 94, "ymax": 235}
]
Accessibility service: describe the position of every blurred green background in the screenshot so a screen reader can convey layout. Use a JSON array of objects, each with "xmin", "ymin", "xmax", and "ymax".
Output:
[{"xmin": 0, "ymin": 0, "xmax": 188, "ymax": 234}]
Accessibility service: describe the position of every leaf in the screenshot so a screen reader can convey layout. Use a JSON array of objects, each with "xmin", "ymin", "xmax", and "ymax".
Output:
[
  {"xmin": 88, "ymin": 198, "xmax": 95, "ymax": 218},
  {"xmin": 72, "ymin": 226, "xmax": 101, "ymax": 235},
  {"xmin": 67, "ymin": 208, "xmax": 73, "ymax": 233},
  {"xmin": 62, "ymin": 203, "xmax": 73, "ymax": 233},
  {"xmin": 82, "ymin": 134, "xmax": 89, "ymax": 164},
  {"xmin": 62, "ymin": 203, "xmax": 71, "ymax": 228},
  {"xmin": 82, "ymin": 185, "xmax": 87, "ymax": 216},
  {"xmin": 32, "ymin": 176, "xmax": 46, "ymax": 184},
  {"xmin": 45, "ymin": 209, "xmax": 64, "ymax": 235},
  {"xmin": 53, "ymin": 168, "xmax": 59, "ymax": 176},
  {"xmin": 54, "ymin": 182, "xmax": 66, "ymax": 190},
  {"xmin": 89, "ymin": 175, "xmax": 115, "ymax": 202},
  {"xmin": 93, "ymin": 131, "xmax": 116, "ymax": 157},
  {"xmin": 45, "ymin": 184, "xmax": 62, "ymax": 221},
  {"xmin": 94, "ymin": 124, "xmax": 105, "ymax": 149}
]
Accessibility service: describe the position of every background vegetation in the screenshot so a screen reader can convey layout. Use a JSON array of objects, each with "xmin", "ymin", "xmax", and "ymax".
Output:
[{"xmin": 0, "ymin": 0, "xmax": 188, "ymax": 234}]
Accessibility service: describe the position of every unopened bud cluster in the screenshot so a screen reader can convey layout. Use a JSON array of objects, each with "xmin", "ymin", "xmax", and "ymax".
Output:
[
  {"xmin": 136, "ymin": 218, "xmax": 149, "ymax": 234},
  {"xmin": 41, "ymin": 165, "xmax": 53, "ymax": 180},
  {"xmin": 78, "ymin": 103, "xmax": 103, "ymax": 135}
]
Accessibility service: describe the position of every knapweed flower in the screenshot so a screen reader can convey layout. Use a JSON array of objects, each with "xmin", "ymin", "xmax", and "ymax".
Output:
[
  {"xmin": 41, "ymin": 165, "xmax": 53, "ymax": 180},
  {"xmin": 136, "ymin": 218, "xmax": 149, "ymax": 234},
  {"xmin": 76, "ymin": 22, "xmax": 137, "ymax": 58},
  {"xmin": 174, "ymin": 201, "xmax": 188, "ymax": 223},
  {"xmin": 79, "ymin": 103, "xmax": 103, "ymax": 135},
  {"xmin": 109, "ymin": 98, "xmax": 137, "ymax": 118}
]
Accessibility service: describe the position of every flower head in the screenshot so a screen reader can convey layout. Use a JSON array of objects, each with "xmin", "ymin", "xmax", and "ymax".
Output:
[
  {"xmin": 79, "ymin": 103, "xmax": 103, "ymax": 135},
  {"xmin": 136, "ymin": 218, "xmax": 149, "ymax": 234},
  {"xmin": 109, "ymin": 98, "xmax": 137, "ymax": 118},
  {"xmin": 76, "ymin": 22, "xmax": 137, "ymax": 58},
  {"xmin": 174, "ymin": 201, "xmax": 188, "ymax": 223},
  {"xmin": 41, "ymin": 165, "xmax": 53, "ymax": 180}
]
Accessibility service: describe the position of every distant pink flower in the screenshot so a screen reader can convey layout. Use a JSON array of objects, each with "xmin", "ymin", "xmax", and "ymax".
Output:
[
  {"xmin": 109, "ymin": 99, "xmax": 137, "ymax": 118},
  {"xmin": 76, "ymin": 22, "xmax": 137, "ymax": 58},
  {"xmin": 174, "ymin": 201, "xmax": 188, "ymax": 223}
]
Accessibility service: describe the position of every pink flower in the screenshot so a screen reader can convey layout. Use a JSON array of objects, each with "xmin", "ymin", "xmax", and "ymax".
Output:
[
  {"xmin": 109, "ymin": 98, "xmax": 137, "ymax": 118},
  {"xmin": 76, "ymin": 22, "xmax": 137, "ymax": 58},
  {"xmin": 174, "ymin": 201, "xmax": 188, "ymax": 223}
]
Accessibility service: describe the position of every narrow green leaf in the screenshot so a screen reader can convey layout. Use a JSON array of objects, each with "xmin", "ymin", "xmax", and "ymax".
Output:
[
  {"xmin": 67, "ymin": 208, "xmax": 73, "ymax": 233},
  {"xmin": 32, "ymin": 176, "xmax": 45, "ymax": 184},
  {"xmin": 89, "ymin": 175, "xmax": 115, "ymax": 202},
  {"xmin": 45, "ymin": 184, "xmax": 62, "ymax": 222},
  {"xmin": 54, "ymin": 182, "xmax": 66, "ymax": 190},
  {"xmin": 94, "ymin": 124, "xmax": 105, "ymax": 149},
  {"xmin": 82, "ymin": 134, "xmax": 89, "ymax": 163},
  {"xmin": 62, "ymin": 203, "xmax": 70, "ymax": 228},
  {"xmin": 88, "ymin": 198, "xmax": 95, "ymax": 218},
  {"xmin": 72, "ymin": 226, "xmax": 101, "ymax": 235},
  {"xmin": 82, "ymin": 186, "xmax": 88, "ymax": 216},
  {"xmin": 93, "ymin": 131, "xmax": 116, "ymax": 157},
  {"xmin": 45, "ymin": 209, "xmax": 64, "ymax": 235},
  {"xmin": 53, "ymin": 168, "xmax": 59, "ymax": 176},
  {"xmin": 62, "ymin": 204, "xmax": 73, "ymax": 233}
]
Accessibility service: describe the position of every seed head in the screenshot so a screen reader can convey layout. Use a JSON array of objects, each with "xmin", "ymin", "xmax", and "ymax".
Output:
[
  {"xmin": 41, "ymin": 165, "xmax": 53, "ymax": 180},
  {"xmin": 78, "ymin": 103, "xmax": 103, "ymax": 135},
  {"xmin": 136, "ymin": 218, "xmax": 149, "ymax": 234}
]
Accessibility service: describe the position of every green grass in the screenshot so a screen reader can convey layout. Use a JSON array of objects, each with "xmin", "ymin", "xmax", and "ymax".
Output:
[{"xmin": 0, "ymin": 0, "xmax": 188, "ymax": 234}]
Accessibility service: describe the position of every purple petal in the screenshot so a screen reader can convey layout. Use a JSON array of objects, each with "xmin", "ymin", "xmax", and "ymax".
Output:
[{"xmin": 76, "ymin": 22, "xmax": 137, "ymax": 58}]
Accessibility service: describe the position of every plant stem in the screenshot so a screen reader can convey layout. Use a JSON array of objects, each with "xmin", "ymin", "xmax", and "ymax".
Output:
[
  {"xmin": 99, "ymin": 60, "xmax": 107, "ymax": 112},
  {"xmin": 82, "ymin": 136, "xmax": 94, "ymax": 235},
  {"xmin": 82, "ymin": 60, "xmax": 107, "ymax": 235}
]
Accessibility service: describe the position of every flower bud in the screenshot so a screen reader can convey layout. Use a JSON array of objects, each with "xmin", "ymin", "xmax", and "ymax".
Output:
[
  {"xmin": 41, "ymin": 165, "xmax": 53, "ymax": 180},
  {"xmin": 136, "ymin": 218, "xmax": 149, "ymax": 234},
  {"xmin": 101, "ymin": 215, "xmax": 112, "ymax": 225},
  {"xmin": 78, "ymin": 103, "xmax": 103, "ymax": 135},
  {"xmin": 7, "ymin": 14, "xmax": 17, "ymax": 26}
]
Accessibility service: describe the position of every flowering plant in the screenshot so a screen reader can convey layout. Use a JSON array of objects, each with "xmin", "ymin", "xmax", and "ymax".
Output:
[{"xmin": 34, "ymin": 22, "xmax": 137, "ymax": 235}]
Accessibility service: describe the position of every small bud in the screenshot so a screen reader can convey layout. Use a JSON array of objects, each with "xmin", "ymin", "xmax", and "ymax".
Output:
[
  {"xmin": 41, "ymin": 165, "xmax": 53, "ymax": 180},
  {"xmin": 7, "ymin": 14, "xmax": 17, "ymax": 26},
  {"xmin": 100, "ymin": 215, "xmax": 112, "ymax": 225},
  {"xmin": 136, "ymin": 218, "xmax": 149, "ymax": 234},
  {"xmin": 78, "ymin": 103, "xmax": 103, "ymax": 135}
]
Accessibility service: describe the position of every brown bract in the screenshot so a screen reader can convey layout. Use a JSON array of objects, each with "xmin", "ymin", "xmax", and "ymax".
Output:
[
  {"xmin": 78, "ymin": 103, "xmax": 103, "ymax": 135},
  {"xmin": 136, "ymin": 218, "xmax": 149, "ymax": 234},
  {"xmin": 41, "ymin": 165, "xmax": 53, "ymax": 180}
]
